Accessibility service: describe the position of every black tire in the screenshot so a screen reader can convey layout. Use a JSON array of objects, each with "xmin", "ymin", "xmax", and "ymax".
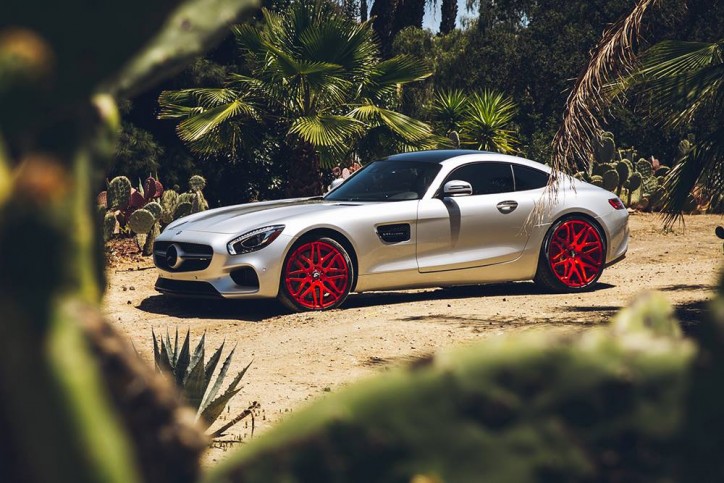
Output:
[
  {"xmin": 534, "ymin": 215, "xmax": 606, "ymax": 293},
  {"xmin": 278, "ymin": 237, "xmax": 354, "ymax": 312}
]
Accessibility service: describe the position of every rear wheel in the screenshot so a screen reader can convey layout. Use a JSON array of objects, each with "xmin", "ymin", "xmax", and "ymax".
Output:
[
  {"xmin": 278, "ymin": 237, "xmax": 353, "ymax": 311},
  {"xmin": 534, "ymin": 216, "xmax": 606, "ymax": 292}
]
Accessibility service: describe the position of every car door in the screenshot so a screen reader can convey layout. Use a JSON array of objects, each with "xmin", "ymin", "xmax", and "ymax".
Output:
[{"xmin": 416, "ymin": 161, "xmax": 539, "ymax": 273}]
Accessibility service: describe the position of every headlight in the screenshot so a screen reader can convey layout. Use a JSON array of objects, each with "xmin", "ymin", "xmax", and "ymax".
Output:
[{"xmin": 227, "ymin": 225, "xmax": 285, "ymax": 255}]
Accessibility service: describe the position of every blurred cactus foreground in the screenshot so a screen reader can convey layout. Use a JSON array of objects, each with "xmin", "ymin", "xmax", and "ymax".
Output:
[
  {"xmin": 0, "ymin": 0, "xmax": 258, "ymax": 482},
  {"xmin": 2, "ymin": 0, "xmax": 724, "ymax": 483}
]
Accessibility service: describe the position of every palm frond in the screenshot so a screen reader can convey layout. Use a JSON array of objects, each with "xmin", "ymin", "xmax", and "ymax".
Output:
[
  {"xmin": 288, "ymin": 115, "xmax": 365, "ymax": 147},
  {"xmin": 176, "ymin": 99, "xmax": 258, "ymax": 143},
  {"xmin": 348, "ymin": 103, "xmax": 433, "ymax": 143},
  {"xmin": 364, "ymin": 55, "xmax": 431, "ymax": 100},
  {"xmin": 551, "ymin": 0, "xmax": 663, "ymax": 175}
]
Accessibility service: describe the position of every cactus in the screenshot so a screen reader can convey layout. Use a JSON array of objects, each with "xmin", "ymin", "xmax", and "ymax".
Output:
[
  {"xmin": 590, "ymin": 175, "xmax": 604, "ymax": 187},
  {"xmin": 173, "ymin": 201, "xmax": 193, "ymax": 220},
  {"xmin": 448, "ymin": 130, "xmax": 460, "ymax": 148},
  {"xmin": 128, "ymin": 208, "xmax": 155, "ymax": 235},
  {"xmin": 142, "ymin": 222, "xmax": 160, "ymax": 256},
  {"xmin": 144, "ymin": 201, "xmax": 163, "ymax": 220},
  {"xmin": 108, "ymin": 176, "xmax": 132, "ymax": 209},
  {"xmin": 643, "ymin": 175, "xmax": 659, "ymax": 196},
  {"xmin": 636, "ymin": 158, "xmax": 654, "ymax": 178},
  {"xmin": 103, "ymin": 212, "xmax": 117, "ymax": 242},
  {"xmin": 593, "ymin": 131, "xmax": 615, "ymax": 165},
  {"xmin": 615, "ymin": 161, "xmax": 629, "ymax": 193},
  {"xmin": 655, "ymin": 166, "xmax": 671, "ymax": 177},
  {"xmin": 207, "ymin": 293, "xmax": 700, "ymax": 482},
  {"xmin": 128, "ymin": 188, "xmax": 145, "ymax": 209},
  {"xmin": 143, "ymin": 175, "xmax": 163, "ymax": 199},
  {"xmin": 602, "ymin": 169, "xmax": 619, "ymax": 192},
  {"xmin": 189, "ymin": 174, "xmax": 207, "ymax": 192}
]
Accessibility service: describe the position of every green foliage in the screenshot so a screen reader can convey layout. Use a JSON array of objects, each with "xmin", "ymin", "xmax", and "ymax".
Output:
[
  {"xmin": 159, "ymin": 1, "xmax": 434, "ymax": 196},
  {"xmin": 152, "ymin": 329, "xmax": 255, "ymax": 437},
  {"xmin": 207, "ymin": 292, "xmax": 701, "ymax": 482}
]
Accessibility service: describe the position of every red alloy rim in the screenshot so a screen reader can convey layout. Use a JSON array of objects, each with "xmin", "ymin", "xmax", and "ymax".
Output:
[
  {"xmin": 284, "ymin": 241, "xmax": 350, "ymax": 309},
  {"xmin": 548, "ymin": 220, "xmax": 604, "ymax": 288}
]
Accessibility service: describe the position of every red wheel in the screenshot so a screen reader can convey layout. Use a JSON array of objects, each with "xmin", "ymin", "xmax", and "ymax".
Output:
[
  {"xmin": 279, "ymin": 237, "xmax": 353, "ymax": 311},
  {"xmin": 535, "ymin": 217, "xmax": 605, "ymax": 292}
]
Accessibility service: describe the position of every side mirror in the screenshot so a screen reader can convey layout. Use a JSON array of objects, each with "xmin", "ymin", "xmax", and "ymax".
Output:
[{"xmin": 443, "ymin": 180, "xmax": 473, "ymax": 197}]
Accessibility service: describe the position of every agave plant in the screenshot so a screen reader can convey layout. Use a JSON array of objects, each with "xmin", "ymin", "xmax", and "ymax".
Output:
[
  {"xmin": 463, "ymin": 90, "xmax": 519, "ymax": 154},
  {"xmin": 152, "ymin": 328, "xmax": 256, "ymax": 438}
]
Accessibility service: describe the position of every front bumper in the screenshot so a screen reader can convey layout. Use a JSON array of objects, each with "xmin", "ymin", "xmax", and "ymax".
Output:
[{"xmin": 153, "ymin": 230, "xmax": 292, "ymax": 299}]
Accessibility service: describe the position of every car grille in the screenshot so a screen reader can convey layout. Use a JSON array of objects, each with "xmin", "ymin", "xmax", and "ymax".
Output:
[
  {"xmin": 153, "ymin": 241, "xmax": 213, "ymax": 272},
  {"xmin": 154, "ymin": 278, "xmax": 221, "ymax": 298}
]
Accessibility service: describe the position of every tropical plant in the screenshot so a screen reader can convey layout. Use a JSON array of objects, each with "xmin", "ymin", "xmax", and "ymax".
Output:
[
  {"xmin": 152, "ymin": 328, "xmax": 258, "ymax": 439},
  {"xmin": 551, "ymin": 0, "xmax": 722, "ymax": 224},
  {"xmin": 463, "ymin": 90, "xmax": 518, "ymax": 153},
  {"xmin": 429, "ymin": 88, "xmax": 519, "ymax": 153},
  {"xmin": 159, "ymin": 0, "xmax": 434, "ymax": 197}
]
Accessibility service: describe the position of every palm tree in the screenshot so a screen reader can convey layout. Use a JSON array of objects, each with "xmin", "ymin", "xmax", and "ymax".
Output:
[
  {"xmin": 159, "ymin": 1, "xmax": 433, "ymax": 197},
  {"xmin": 551, "ymin": 0, "xmax": 722, "ymax": 223}
]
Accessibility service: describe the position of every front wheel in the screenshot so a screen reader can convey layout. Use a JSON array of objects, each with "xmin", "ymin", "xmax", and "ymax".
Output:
[
  {"xmin": 278, "ymin": 237, "xmax": 354, "ymax": 311},
  {"xmin": 534, "ymin": 216, "xmax": 606, "ymax": 292}
]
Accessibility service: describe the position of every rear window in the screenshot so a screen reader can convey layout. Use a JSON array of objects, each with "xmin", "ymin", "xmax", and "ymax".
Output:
[{"xmin": 513, "ymin": 165, "xmax": 549, "ymax": 191}]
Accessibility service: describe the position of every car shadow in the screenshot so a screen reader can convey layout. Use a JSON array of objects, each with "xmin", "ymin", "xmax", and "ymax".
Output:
[
  {"xmin": 344, "ymin": 281, "xmax": 616, "ymax": 309},
  {"xmin": 137, "ymin": 295, "xmax": 287, "ymax": 322},
  {"xmin": 136, "ymin": 281, "xmax": 617, "ymax": 322}
]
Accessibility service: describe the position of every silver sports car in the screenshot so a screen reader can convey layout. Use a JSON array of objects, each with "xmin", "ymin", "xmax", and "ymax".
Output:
[{"xmin": 154, "ymin": 150, "xmax": 628, "ymax": 311}]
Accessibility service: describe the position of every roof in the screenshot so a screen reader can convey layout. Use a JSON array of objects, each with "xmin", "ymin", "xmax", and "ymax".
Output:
[{"xmin": 381, "ymin": 150, "xmax": 491, "ymax": 164}]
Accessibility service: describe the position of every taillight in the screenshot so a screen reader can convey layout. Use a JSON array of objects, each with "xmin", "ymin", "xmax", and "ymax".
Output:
[{"xmin": 608, "ymin": 198, "xmax": 625, "ymax": 210}]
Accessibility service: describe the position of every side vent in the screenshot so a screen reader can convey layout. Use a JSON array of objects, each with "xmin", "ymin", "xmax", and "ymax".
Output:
[{"xmin": 376, "ymin": 223, "xmax": 410, "ymax": 243}]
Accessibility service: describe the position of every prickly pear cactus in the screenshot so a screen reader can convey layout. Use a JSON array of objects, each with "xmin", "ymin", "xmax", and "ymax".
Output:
[
  {"xmin": 593, "ymin": 131, "xmax": 615, "ymax": 165},
  {"xmin": 636, "ymin": 158, "xmax": 654, "ymax": 178},
  {"xmin": 173, "ymin": 202, "xmax": 193, "ymax": 220},
  {"xmin": 208, "ymin": 294, "xmax": 697, "ymax": 483},
  {"xmin": 142, "ymin": 222, "xmax": 160, "ymax": 256},
  {"xmin": 128, "ymin": 188, "xmax": 145, "ymax": 209},
  {"xmin": 189, "ymin": 174, "xmax": 206, "ymax": 192},
  {"xmin": 655, "ymin": 166, "xmax": 670, "ymax": 177},
  {"xmin": 192, "ymin": 191, "xmax": 209, "ymax": 213},
  {"xmin": 615, "ymin": 161, "xmax": 629, "ymax": 187},
  {"xmin": 143, "ymin": 176, "xmax": 163, "ymax": 199},
  {"xmin": 590, "ymin": 175, "xmax": 604, "ymax": 187},
  {"xmin": 602, "ymin": 169, "xmax": 619, "ymax": 192},
  {"xmin": 108, "ymin": 176, "xmax": 132, "ymax": 209},
  {"xmin": 627, "ymin": 172, "xmax": 642, "ymax": 192},
  {"xmin": 103, "ymin": 212, "xmax": 117, "ymax": 242},
  {"xmin": 144, "ymin": 201, "xmax": 163, "ymax": 220},
  {"xmin": 128, "ymin": 208, "xmax": 155, "ymax": 235}
]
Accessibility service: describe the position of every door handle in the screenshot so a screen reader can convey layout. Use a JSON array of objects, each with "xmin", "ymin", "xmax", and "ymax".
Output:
[{"xmin": 496, "ymin": 200, "xmax": 518, "ymax": 214}]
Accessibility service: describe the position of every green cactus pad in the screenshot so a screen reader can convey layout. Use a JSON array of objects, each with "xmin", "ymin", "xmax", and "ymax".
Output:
[
  {"xmin": 128, "ymin": 208, "xmax": 155, "ymax": 234},
  {"xmin": 643, "ymin": 176, "xmax": 659, "ymax": 196},
  {"xmin": 655, "ymin": 166, "xmax": 671, "ymax": 177},
  {"xmin": 103, "ymin": 212, "xmax": 117, "ymax": 242},
  {"xmin": 636, "ymin": 158, "xmax": 654, "ymax": 178},
  {"xmin": 189, "ymin": 175, "xmax": 207, "ymax": 192},
  {"xmin": 594, "ymin": 133, "xmax": 616, "ymax": 165},
  {"xmin": 178, "ymin": 192, "xmax": 196, "ymax": 205},
  {"xmin": 602, "ymin": 170, "xmax": 619, "ymax": 191},
  {"xmin": 161, "ymin": 189, "xmax": 179, "ymax": 210},
  {"xmin": 173, "ymin": 202, "xmax": 193, "ymax": 220},
  {"xmin": 615, "ymin": 161, "xmax": 630, "ymax": 184},
  {"xmin": 108, "ymin": 176, "xmax": 132, "ymax": 209},
  {"xmin": 627, "ymin": 172, "xmax": 642, "ymax": 191},
  {"xmin": 191, "ymin": 192, "xmax": 209, "ymax": 213},
  {"xmin": 144, "ymin": 201, "xmax": 163, "ymax": 220}
]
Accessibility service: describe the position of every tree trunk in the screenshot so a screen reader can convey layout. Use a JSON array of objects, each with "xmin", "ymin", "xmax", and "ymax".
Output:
[
  {"xmin": 361, "ymin": 0, "xmax": 368, "ymax": 21},
  {"xmin": 286, "ymin": 139, "xmax": 323, "ymax": 198},
  {"xmin": 370, "ymin": 0, "xmax": 399, "ymax": 55},
  {"xmin": 440, "ymin": 0, "xmax": 458, "ymax": 34}
]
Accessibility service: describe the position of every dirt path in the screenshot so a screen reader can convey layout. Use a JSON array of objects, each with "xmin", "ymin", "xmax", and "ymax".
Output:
[{"xmin": 103, "ymin": 213, "xmax": 723, "ymax": 462}]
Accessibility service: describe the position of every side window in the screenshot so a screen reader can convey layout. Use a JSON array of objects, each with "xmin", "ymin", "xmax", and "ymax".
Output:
[
  {"xmin": 446, "ymin": 162, "xmax": 514, "ymax": 195},
  {"xmin": 513, "ymin": 165, "xmax": 549, "ymax": 191}
]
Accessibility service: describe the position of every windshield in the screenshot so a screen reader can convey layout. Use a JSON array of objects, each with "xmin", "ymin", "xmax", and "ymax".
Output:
[{"xmin": 325, "ymin": 160, "xmax": 442, "ymax": 202}]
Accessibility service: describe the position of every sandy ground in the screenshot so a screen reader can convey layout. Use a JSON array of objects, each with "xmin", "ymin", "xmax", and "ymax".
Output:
[{"xmin": 103, "ymin": 213, "xmax": 723, "ymax": 463}]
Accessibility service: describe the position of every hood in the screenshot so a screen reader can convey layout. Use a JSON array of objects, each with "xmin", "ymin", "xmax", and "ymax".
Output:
[{"xmin": 174, "ymin": 198, "xmax": 362, "ymax": 234}]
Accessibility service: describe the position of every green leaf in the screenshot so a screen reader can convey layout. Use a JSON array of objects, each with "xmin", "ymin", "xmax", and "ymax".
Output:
[
  {"xmin": 175, "ymin": 329, "xmax": 191, "ymax": 387},
  {"xmin": 199, "ymin": 360, "xmax": 253, "ymax": 429},
  {"xmin": 349, "ymin": 104, "xmax": 433, "ymax": 143},
  {"xmin": 107, "ymin": 0, "xmax": 260, "ymax": 97},
  {"xmin": 183, "ymin": 333, "xmax": 207, "ymax": 410},
  {"xmin": 203, "ymin": 341, "xmax": 226, "ymax": 400},
  {"xmin": 201, "ymin": 344, "xmax": 237, "ymax": 413},
  {"xmin": 175, "ymin": 99, "xmax": 258, "ymax": 142},
  {"xmin": 289, "ymin": 115, "xmax": 364, "ymax": 147}
]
